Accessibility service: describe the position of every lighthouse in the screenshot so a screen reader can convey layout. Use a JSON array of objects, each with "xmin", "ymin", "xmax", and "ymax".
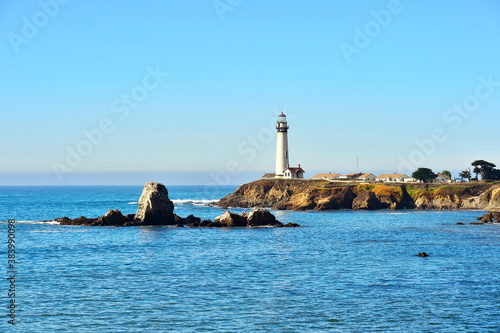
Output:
[
  {"xmin": 261, "ymin": 112, "xmax": 304, "ymax": 180},
  {"xmin": 275, "ymin": 112, "xmax": 290, "ymax": 177}
]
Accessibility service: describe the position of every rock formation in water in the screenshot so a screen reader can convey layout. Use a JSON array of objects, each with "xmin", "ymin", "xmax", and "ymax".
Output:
[
  {"xmin": 475, "ymin": 211, "xmax": 500, "ymax": 224},
  {"xmin": 135, "ymin": 182, "xmax": 175, "ymax": 225},
  {"xmin": 217, "ymin": 179, "xmax": 499, "ymax": 211},
  {"xmin": 57, "ymin": 182, "xmax": 175, "ymax": 226},
  {"xmin": 54, "ymin": 182, "xmax": 296, "ymax": 228},
  {"xmin": 55, "ymin": 209, "xmax": 136, "ymax": 226}
]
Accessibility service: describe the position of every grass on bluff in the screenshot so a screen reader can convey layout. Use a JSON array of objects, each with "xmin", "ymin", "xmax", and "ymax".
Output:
[
  {"xmin": 406, "ymin": 184, "xmax": 469, "ymax": 199},
  {"xmin": 353, "ymin": 184, "xmax": 402, "ymax": 199}
]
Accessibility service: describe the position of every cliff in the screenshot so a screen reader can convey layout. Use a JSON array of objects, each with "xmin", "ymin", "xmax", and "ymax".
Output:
[{"xmin": 217, "ymin": 179, "xmax": 500, "ymax": 211}]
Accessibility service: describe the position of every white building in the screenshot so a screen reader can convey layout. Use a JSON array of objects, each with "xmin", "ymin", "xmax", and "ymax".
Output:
[
  {"xmin": 358, "ymin": 173, "xmax": 376, "ymax": 182},
  {"xmin": 274, "ymin": 113, "xmax": 304, "ymax": 179},
  {"xmin": 376, "ymin": 173, "xmax": 411, "ymax": 183},
  {"xmin": 275, "ymin": 112, "xmax": 289, "ymax": 177},
  {"xmin": 433, "ymin": 174, "xmax": 452, "ymax": 183},
  {"xmin": 284, "ymin": 164, "xmax": 305, "ymax": 179}
]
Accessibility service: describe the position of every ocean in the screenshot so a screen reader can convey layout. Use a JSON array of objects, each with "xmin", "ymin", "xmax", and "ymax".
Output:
[{"xmin": 1, "ymin": 185, "xmax": 499, "ymax": 332}]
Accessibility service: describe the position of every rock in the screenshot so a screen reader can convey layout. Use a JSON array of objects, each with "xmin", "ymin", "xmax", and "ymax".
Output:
[
  {"xmin": 135, "ymin": 182, "xmax": 175, "ymax": 225},
  {"xmin": 417, "ymin": 252, "xmax": 429, "ymax": 257},
  {"xmin": 57, "ymin": 210, "xmax": 135, "ymax": 226},
  {"xmin": 352, "ymin": 191, "xmax": 382, "ymax": 210},
  {"xmin": 211, "ymin": 209, "xmax": 296, "ymax": 228},
  {"xmin": 491, "ymin": 211, "xmax": 500, "ymax": 221},
  {"xmin": 213, "ymin": 211, "xmax": 248, "ymax": 227},
  {"xmin": 52, "ymin": 182, "xmax": 297, "ymax": 228},
  {"xmin": 280, "ymin": 222, "xmax": 300, "ymax": 227},
  {"xmin": 57, "ymin": 216, "xmax": 96, "ymax": 226},
  {"xmin": 247, "ymin": 209, "xmax": 280, "ymax": 226},
  {"xmin": 95, "ymin": 209, "xmax": 130, "ymax": 226},
  {"xmin": 199, "ymin": 219, "xmax": 212, "ymax": 227},
  {"xmin": 456, "ymin": 222, "xmax": 465, "ymax": 225},
  {"xmin": 476, "ymin": 211, "xmax": 500, "ymax": 224},
  {"xmin": 55, "ymin": 217, "xmax": 73, "ymax": 224}
]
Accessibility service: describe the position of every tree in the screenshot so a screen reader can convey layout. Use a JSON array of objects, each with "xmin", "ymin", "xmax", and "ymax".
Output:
[
  {"xmin": 471, "ymin": 160, "xmax": 497, "ymax": 180},
  {"xmin": 441, "ymin": 170, "xmax": 452, "ymax": 179},
  {"xmin": 490, "ymin": 169, "xmax": 500, "ymax": 181},
  {"xmin": 459, "ymin": 169, "xmax": 471, "ymax": 182},
  {"xmin": 412, "ymin": 168, "xmax": 437, "ymax": 183}
]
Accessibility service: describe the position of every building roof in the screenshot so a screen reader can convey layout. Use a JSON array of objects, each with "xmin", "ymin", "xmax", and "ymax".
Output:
[
  {"xmin": 358, "ymin": 173, "xmax": 375, "ymax": 178},
  {"xmin": 437, "ymin": 173, "xmax": 451, "ymax": 179},
  {"xmin": 286, "ymin": 167, "xmax": 305, "ymax": 173},
  {"xmin": 312, "ymin": 173, "xmax": 339, "ymax": 179},
  {"xmin": 377, "ymin": 173, "xmax": 409, "ymax": 179},
  {"xmin": 285, "ymin": 165, "xmax": 305, "ymax": 173}
]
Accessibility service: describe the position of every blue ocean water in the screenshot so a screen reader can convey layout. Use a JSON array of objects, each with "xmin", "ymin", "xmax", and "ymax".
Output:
[{"xmin": 1, "ymin": 186, "xmax": 500, "ymax": 332}]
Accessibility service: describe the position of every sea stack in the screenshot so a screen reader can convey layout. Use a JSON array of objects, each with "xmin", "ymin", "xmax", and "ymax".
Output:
[{"xmin": 135, "ymin": 182, "xmax": 175, "ymax": 225}]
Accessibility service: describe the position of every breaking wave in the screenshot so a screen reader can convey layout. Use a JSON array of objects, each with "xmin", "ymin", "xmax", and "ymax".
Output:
[{"xmin": 171, "ymin": 199, "xmax": 218, "ymax": 206}]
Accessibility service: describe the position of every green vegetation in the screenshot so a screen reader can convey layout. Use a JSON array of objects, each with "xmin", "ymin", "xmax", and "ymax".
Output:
[
  {"xmin": 459, "ymin": 168, "xmax": 471, "ymax": 182},
  {"xmin": 441, "ymin": 170, "xmax": 452, "ymax": 179},
  {"xmin": 406, "ymin": 184, "xmax": 468, "ymax": 199},
  {"xmin": 411, "ymin": 167, "xmax": 437, "ymax": 183},
  {"xmin": 471, "ymin": 160, "xmax": 500, "ymax": 181}
]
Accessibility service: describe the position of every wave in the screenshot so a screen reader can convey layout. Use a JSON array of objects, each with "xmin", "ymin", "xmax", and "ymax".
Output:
[
  {"xmin": 171, "ymin": 199, "xmax": 218, "ymax": 206},
  {"xmin": 3, "ymin": 220, "xmax": 61, "ymax": 225},
  {"xmin": 127, "ymin": 199, "xmax": 217, "ymax": 206}
]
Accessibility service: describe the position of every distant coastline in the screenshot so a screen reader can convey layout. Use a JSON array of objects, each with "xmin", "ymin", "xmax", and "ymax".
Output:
[{"xmin": 217, "ymin": 179, "xmax": 500, "ymax": 211}]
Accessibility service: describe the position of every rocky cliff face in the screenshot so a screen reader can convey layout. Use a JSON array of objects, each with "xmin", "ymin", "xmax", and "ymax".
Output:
[{"xmin": 217, "ymin": 179, "xmax": 498, "ymax": 211}]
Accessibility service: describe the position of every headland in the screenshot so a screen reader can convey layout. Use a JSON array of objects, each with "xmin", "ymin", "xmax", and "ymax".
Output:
[{"xmin": 217, "ymin": 179, "xmax": 500, "ymax": 211}]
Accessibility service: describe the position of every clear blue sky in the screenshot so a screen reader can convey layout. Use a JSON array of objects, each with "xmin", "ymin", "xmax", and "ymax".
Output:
[{"xmin": 1, "ymin": 0, "xmax": 499, "ymax": 185}]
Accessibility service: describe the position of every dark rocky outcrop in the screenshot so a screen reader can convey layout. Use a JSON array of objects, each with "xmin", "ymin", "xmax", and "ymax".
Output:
[
  {"xmin": 57, "ymin": 209, "xmax": 136, "ymax": 226},
  {"xmin": 52, "ymin": 182, "xmax": 297, "ymax": 228},
  {"xmin": 184, "ymin": 209, "xmax": 298, "ymax": 228},
  {"xmin": 135, "ymin": 182, "xmax": 175, "ymax": 225},
  {"xmin": 247, "ymin": 209, "xmax": 280, "ymax": 226},
  {"xmin": 476, "ymin": 211, "xmax": 500, "ymax": 224},
  {"xmin": 213, "ymin": 211, "xmax": 248, "ymax": 227},
  {"xmin": 217, "ymin": 179, "xmax": 497, "ymax": 211}
]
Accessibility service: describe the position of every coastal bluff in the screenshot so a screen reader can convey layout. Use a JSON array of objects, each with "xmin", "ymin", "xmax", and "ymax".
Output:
[{"xmin": 217, "ymin": 179, "xmax": 500, "ymax": 211}]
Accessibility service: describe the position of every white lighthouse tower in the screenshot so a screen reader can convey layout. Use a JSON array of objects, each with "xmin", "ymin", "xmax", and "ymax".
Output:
[{"xmin": 275, "ymin": 112, "xmax": 290, "ymax": 177}]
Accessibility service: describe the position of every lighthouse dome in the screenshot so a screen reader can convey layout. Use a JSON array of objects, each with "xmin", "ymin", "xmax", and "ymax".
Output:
[{"xmin": 278, "ymin": 113, "xmax": 287, "ymax": 123}]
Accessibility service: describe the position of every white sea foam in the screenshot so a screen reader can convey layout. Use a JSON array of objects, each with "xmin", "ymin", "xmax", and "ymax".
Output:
[
  {"xmin": 128, "ymin": 199, "xmax": 217, "ymax": 206},
  {"xmin": 171, "ymin": 199, "xmax": 218, "ymax": 206},
  {"xmin": 12, "ymin": 220, "xmax": 61, "ymax": 225}
]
